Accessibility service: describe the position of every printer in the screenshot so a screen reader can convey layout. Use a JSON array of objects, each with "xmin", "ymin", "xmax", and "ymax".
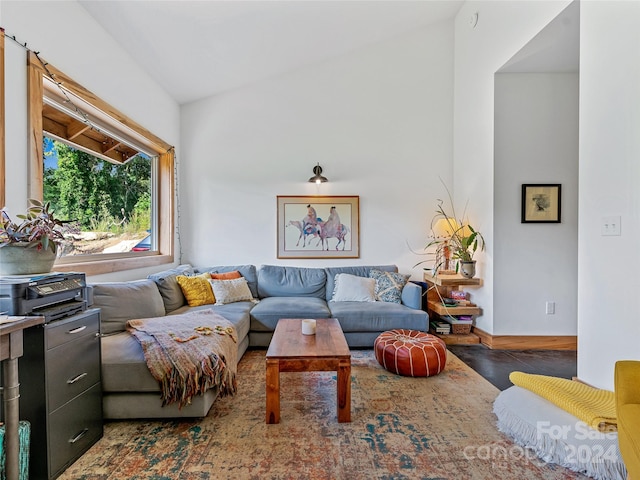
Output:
[{"xmin": 0, "ymin": 272, "xmax": 91, "ymax": 323}]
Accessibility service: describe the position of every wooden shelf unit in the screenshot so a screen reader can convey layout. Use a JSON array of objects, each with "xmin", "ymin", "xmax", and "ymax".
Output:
[
  {"xmin": 436, "ymin": 333, "xmax": 482, "ymax": 346},
  {"xmin": 427, "ymin": 302, "xmax": 480, "ymax": 317},
  {"xmin": 423, "ymin": 272, "xmax": 481, "ymax": 345}
]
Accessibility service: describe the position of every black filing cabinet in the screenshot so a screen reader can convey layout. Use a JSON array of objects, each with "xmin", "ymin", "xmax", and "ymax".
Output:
[{"xmin": 18, "ymin": 308, "xmax": 103, "ymax": 479}]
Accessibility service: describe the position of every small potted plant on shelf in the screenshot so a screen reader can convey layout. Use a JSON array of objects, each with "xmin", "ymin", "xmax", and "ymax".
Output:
[
  {"xmin": 0, "ymin": 199, "xmax": 67, "ymax": 275},
  {"xmin": 416, "ymin": 188, "xmax": 485, "ymax": 279}
]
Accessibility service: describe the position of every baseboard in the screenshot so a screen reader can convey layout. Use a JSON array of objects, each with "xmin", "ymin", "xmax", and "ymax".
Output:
[{"xmin": 472, "ymin": 327, "xmax": 577, "ymax": 350}]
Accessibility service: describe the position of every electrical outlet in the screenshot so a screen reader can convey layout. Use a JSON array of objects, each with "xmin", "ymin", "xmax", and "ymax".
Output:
[
  {"xmin": 602, "ymin": 216, "xmax": 621, "ymax": 236},
  {"xmin": 545, "ymin": 302, "xmax": 555, "ymax": 315}
]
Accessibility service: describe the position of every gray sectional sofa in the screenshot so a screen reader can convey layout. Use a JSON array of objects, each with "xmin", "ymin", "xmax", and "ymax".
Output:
[{"xmin": 93, "ymin": 264, "xmax": 428, "ymax": 419}]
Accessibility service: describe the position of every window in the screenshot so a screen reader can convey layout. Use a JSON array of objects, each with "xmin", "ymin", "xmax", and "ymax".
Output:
[
  {"xmin": 28, "ymin": 52, "xmax": 174, "ymax": 275},
  {"xmin": 1, "ymin": 29, "xmax": 5, "ymax": 209},
  {"xmin": 44, "ymin": 138, "xmax": 153, "ymax": 257}
]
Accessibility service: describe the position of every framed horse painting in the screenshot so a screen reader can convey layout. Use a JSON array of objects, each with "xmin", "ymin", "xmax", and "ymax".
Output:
[{"xmin": 277, "ymin": 195, "xmax": 360, "ymax": 258}]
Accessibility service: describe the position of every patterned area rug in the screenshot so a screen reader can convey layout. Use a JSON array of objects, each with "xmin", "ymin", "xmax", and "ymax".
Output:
[{"xmin": 60, "ymin": 350, "xmax": 586, "ymax": 479}]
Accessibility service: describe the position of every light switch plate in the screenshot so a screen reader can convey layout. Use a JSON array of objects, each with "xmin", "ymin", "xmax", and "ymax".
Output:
[{"xmin": 545, "ymin": 301, "xmax": 555, "ymax": 315}]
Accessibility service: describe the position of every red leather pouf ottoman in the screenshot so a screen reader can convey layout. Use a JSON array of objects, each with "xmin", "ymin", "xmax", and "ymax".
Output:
[{"xmin": 374, "ymin": 329, "xmax": 447, "ymax": 377}]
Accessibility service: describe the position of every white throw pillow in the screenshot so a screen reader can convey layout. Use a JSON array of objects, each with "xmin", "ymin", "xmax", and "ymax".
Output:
[
  {"xmin": 209, "ymin": 277, "xmax": 256, "ymax": 305},
  {"xmin": 330, "ymin": 273, "xmax": 376, "ymax": 302}
]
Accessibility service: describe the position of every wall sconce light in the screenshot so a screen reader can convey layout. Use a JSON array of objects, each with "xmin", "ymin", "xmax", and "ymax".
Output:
[{"xmin": 308, "ymin": 163, "xmax": 328, "ymax": 184}]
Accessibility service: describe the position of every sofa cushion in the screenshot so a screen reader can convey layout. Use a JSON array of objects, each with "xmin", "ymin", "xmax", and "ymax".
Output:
[
  {"xmin": 101, "ymin": 332, "xmax": 160, "ymax": 392},
  {"xmin": 210, "ymin": 277, "xmax": 256, "ymax": 305},
  {"xmin": 198, "ymin": 265, "xmax": 258, "ymax": 299},
  {"xmin": 176, "ymin": 273, "xmax": 216, "ymax": 306},
  {"xmin": 330, "ymin": 273, "xmax": 376, "ymax": 302},
  {"xmin": 170, "ymin": 303, "xmax": 252, "ymax": 344},
  {"xmin": 327, "ymin": 301, "xmax": 427, "ymax": 333},
  {"xmin": 370, "ymin": 269, "xmax": 410, "ymax": 303},
  {"xmin": 250, "ymin": 296, "xmax": 331, "ymax": 331},
  {"xmin": 103, "ymin": 302, "xmax": 252, "ymax": 394},
  {"xmin": 324, "ymin": 265, "xmax": 397, "ymax": 301},
  {"xmin": 148, "ymin": 264, "xmax": 194, "ymax": 313},
  {"xmin": 257, "ymin": 265, "xmax": 326, "ymax": 299},
  {"xmin": 93, "ymin": 279, "xmax": 166, "ymax": 334}
]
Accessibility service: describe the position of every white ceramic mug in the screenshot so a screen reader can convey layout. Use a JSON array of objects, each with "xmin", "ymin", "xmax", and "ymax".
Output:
[{"xmin": 301, "ymin": 319, "xmax": 316, "ymax": 335}]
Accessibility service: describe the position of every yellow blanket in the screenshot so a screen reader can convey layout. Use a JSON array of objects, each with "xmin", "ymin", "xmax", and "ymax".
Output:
[{"xmin": 509, "ymin": 371, "xmax": 616, "ymax": 432}]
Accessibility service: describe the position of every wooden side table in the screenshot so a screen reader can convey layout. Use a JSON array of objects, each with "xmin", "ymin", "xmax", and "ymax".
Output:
[
  {"xmin": 1, "ymin": 316, "xmax": 44, "ymax": 480},
  {"xmin": 423, "ymin": 272, "xmax": 482, "ymax": 345}
]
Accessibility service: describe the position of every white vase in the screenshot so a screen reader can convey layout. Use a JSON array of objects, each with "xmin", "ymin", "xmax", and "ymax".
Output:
[
  {"xmin": 0, "ymin": 243, "xmax": 57, "ymax": 275},
  {"xmin": 459, "ymin": 261, "xmax": 476, "ymax": 279}
]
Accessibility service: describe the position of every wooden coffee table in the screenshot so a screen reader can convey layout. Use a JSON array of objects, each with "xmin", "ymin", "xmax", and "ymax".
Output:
[{"xmin": 265, "ymin": 318, "xmax": 351, "ymax": 424}]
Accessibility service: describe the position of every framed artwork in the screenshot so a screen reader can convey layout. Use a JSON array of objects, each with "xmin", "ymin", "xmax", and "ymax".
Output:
[
  {"xmin": 521, "ymin": 184, "xmax": 561, "ymax": 223},
  {"xmin": 277, "ymin": 196, "xmax": 360, "ymax": 259}
]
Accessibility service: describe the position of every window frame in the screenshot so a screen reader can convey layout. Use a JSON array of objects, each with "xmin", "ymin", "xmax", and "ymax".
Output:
[
  {"xmin": 1, "ymin": 29, "xmax": 5, "ymax": 210},
  {"xmin": 27, "ymin": 52, "xmax": 174, "ymax": 275}
]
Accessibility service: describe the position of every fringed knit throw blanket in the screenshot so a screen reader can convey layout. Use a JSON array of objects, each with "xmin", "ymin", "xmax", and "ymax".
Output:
[
  {"xmin": 509, "ymin": 371, "xmax": 616, "ymax": 432},
  {"xmin": 127, "ymin": 309, "xmax": 238, "ymax": 408}
]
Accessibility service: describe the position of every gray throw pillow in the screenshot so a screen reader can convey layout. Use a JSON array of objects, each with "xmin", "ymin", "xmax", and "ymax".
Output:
[{"xmin": 148, "ymin": 264, "xmax": 194, "ymax": 312}]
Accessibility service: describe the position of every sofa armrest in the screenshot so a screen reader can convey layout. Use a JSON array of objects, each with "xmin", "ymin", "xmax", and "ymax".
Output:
[
  {"xmin": 401, "ymin": 282, "xmax": 422, "ymax": 310},
  {"xmin": 615, "ymin": 360, "xmax": 640, "ymax": 408}
]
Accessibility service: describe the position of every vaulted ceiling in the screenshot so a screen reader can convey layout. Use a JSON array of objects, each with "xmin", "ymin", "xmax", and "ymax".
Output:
[{"xmin": 79, "ymin": 1, "xmax": 464, "ymax": 104}]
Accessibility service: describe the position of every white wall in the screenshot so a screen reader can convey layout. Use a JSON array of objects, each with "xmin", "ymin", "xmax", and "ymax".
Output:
[
  {"xmin": 494, "ymin": 73, "xmax": 578, "ymax": 335},
  {"xmin": 454, "ymin": 0, "xmax": 640, "ymax": 388},
  {"xmin": 453, "ymin": 1, "xmax": 572, "ymax": 334},
  {"xmin": 1, "ymin": 0, "xmax": 180, "ymax": 281},
  {"xmin": 180, "ymin": 22, "xmax": 454, "ymax": 276},
  {"xmin": 578, "ymin": 1, "xmax": 640, "ymax": 389}
]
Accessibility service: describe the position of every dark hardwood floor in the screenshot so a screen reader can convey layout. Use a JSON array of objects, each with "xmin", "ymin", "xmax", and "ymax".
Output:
[{"xmin": 448, "ymin": 344, "xmax": 577, "ymax": 391}]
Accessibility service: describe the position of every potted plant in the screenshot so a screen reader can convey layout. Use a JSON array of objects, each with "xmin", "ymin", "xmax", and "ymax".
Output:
[
  {"xmin": 0, "ymin": 199, "xmax": 66, "ymax": 275},
  {"xmin": 417, "ymin": 189, "xmax": 485, "ymax": 278}
]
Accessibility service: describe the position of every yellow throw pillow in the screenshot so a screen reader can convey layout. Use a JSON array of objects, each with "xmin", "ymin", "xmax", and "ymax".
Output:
[{"xmin": 176, "ymin": 273, "xmax": 216, "ymax": 307}]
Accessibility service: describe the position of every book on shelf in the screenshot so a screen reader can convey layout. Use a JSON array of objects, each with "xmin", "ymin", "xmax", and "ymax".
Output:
[
  {"xmin": 430, "ymin": 320, "xmax": 450, "ymax": 335},
  {"xmin": 449, "ymin": 290, "xmax": 467, "ymax": 300}
]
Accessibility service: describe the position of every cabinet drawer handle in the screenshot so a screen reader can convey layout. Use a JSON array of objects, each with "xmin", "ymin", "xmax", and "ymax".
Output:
[
  {"xmin": 68, "ymin": 428, "xmax": 89, "ymax": 444},
  {"xmin": 67, "ymin": 372, "xmax": 88, "ymax": 384},
  {"xmin": 68, "ymin": 326, "xmax": 87, "ymax": 334}
]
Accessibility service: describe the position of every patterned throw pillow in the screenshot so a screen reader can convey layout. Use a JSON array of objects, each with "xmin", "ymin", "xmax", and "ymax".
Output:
[
  {"xmin": 209, "ymin": 277, "xmax": 256, "ymax": 305},
  {"xmin": 369, "ymin": 269, "xmax": 410, "ymax": 304},
  {"xmin": 330, "ymin": 273, "xmax": 376, "ymax": 302},
  {"xmin": 176, "ymin": 273, "xmax": 216, "ymax": 307}
]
